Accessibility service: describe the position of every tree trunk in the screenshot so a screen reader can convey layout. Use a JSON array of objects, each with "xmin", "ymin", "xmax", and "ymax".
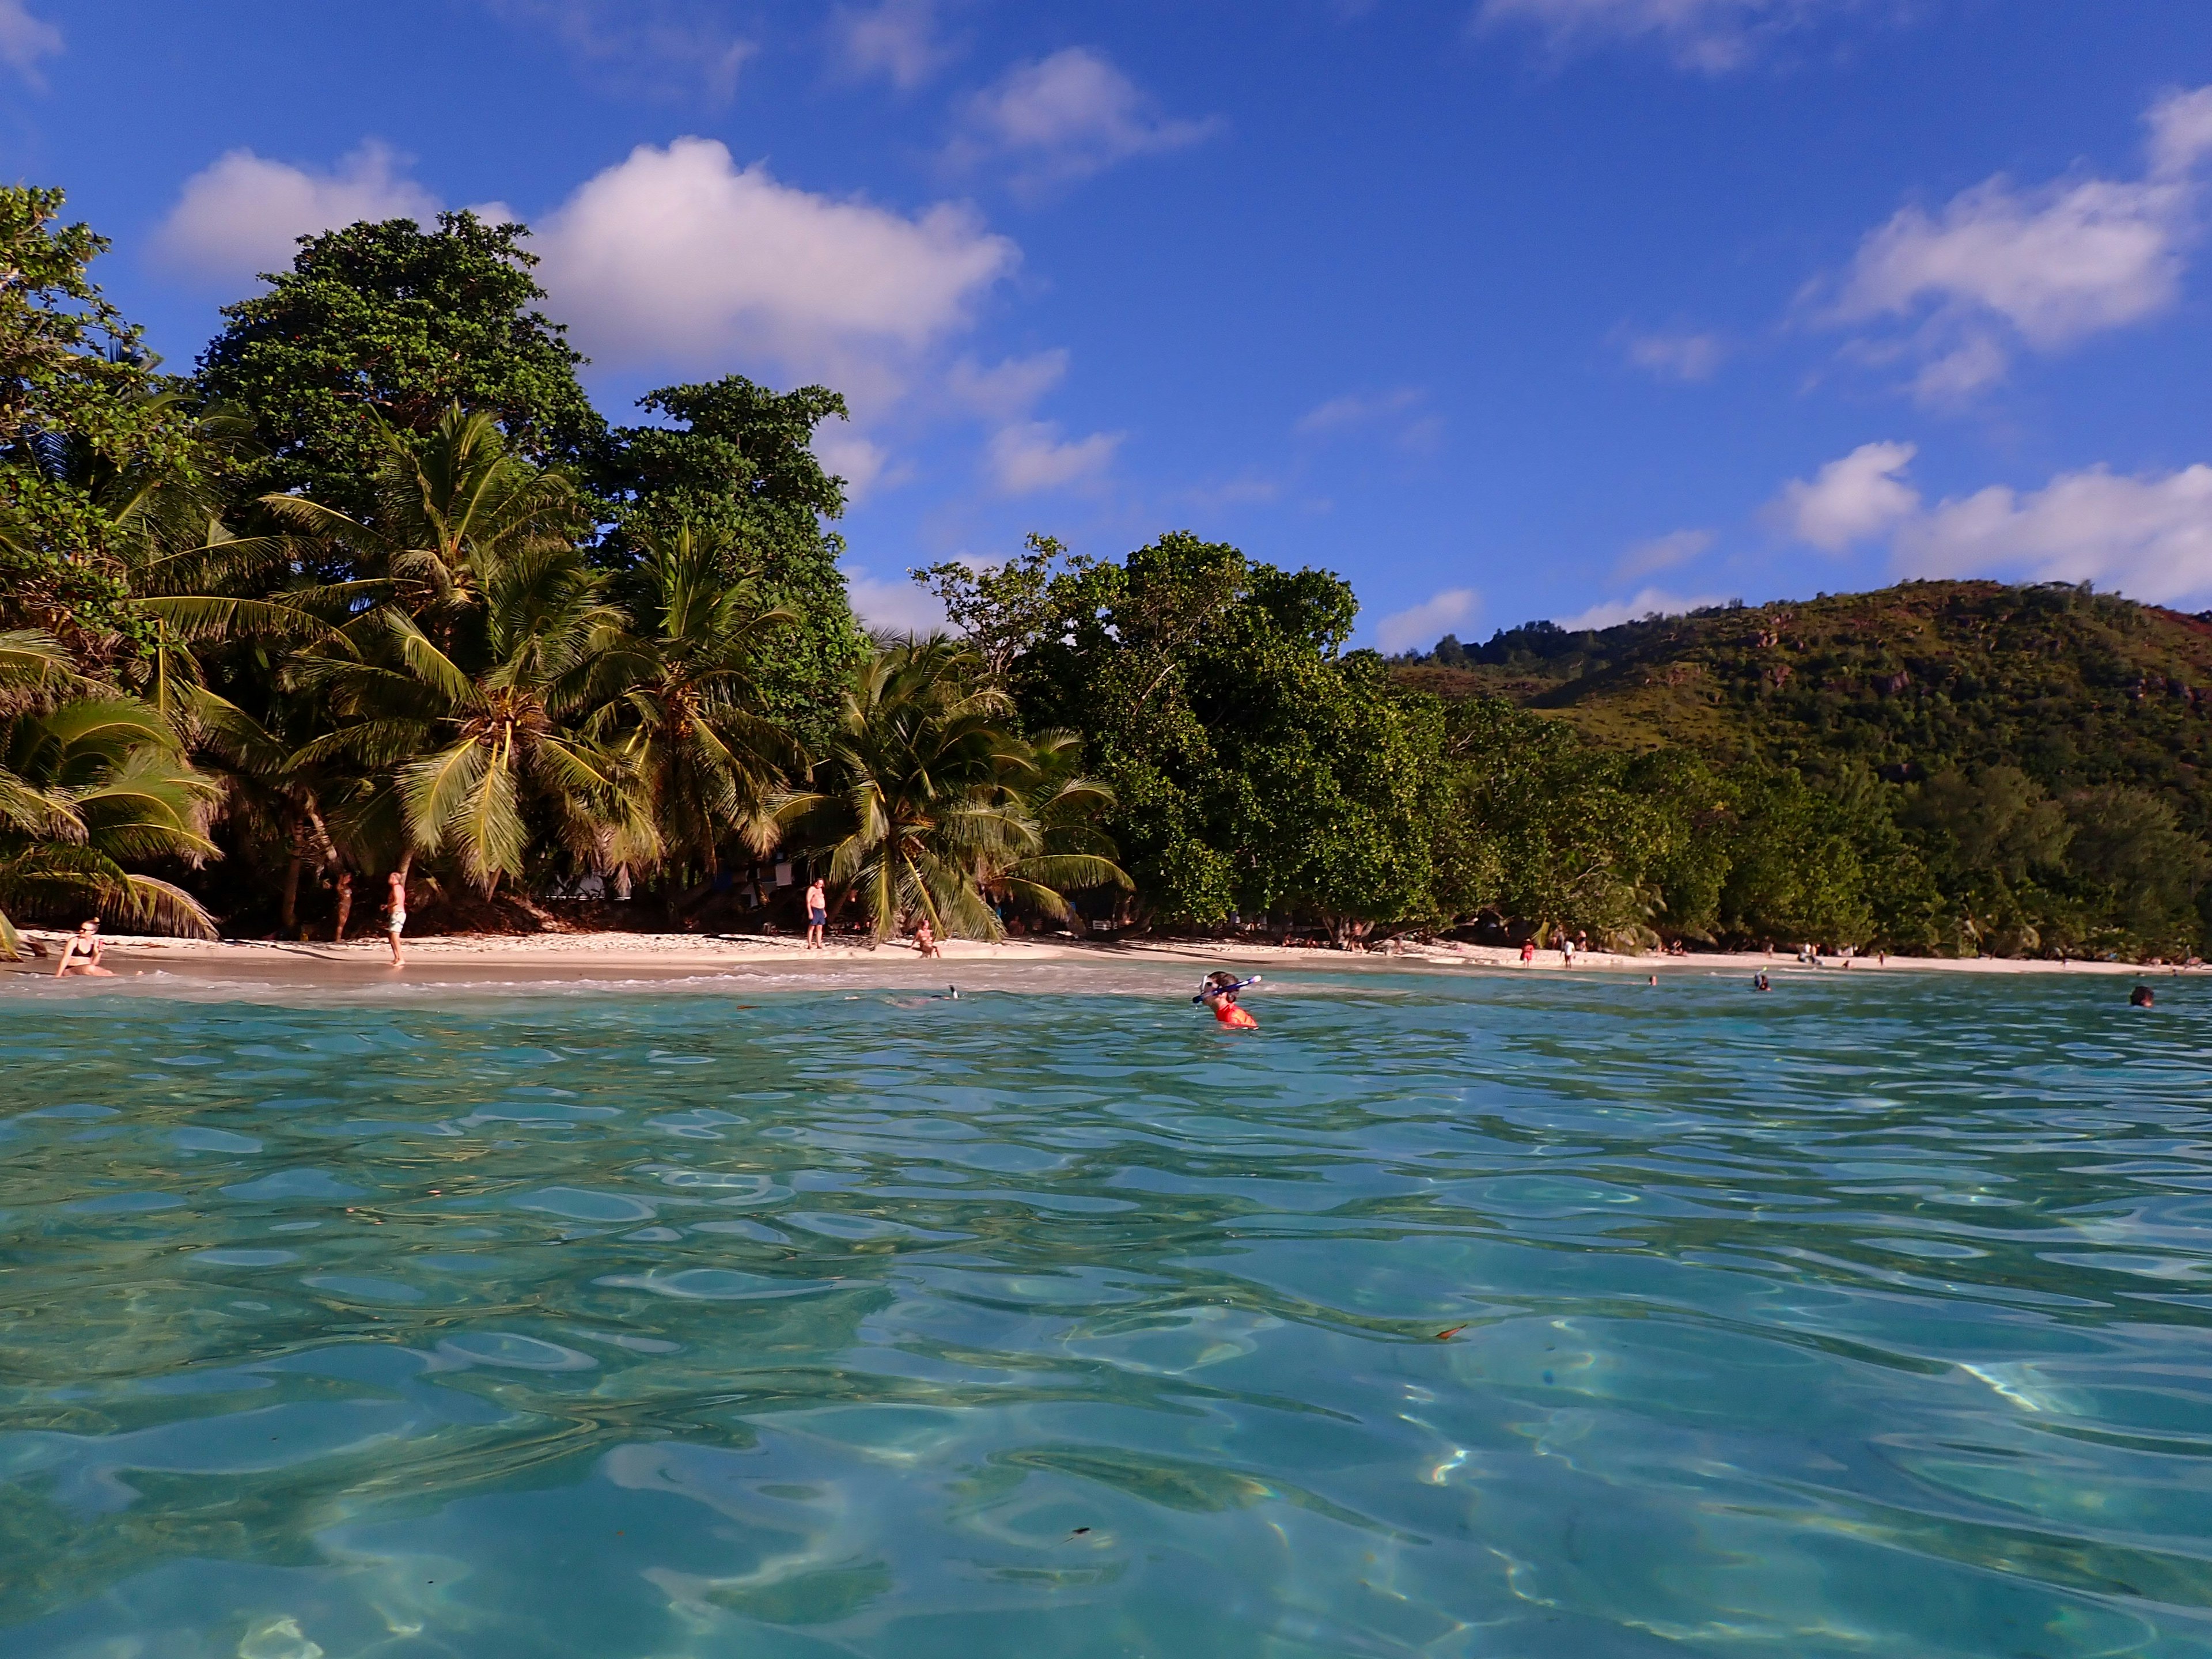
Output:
[
  {"xmin": 333, "ymin": 870, "xmax": 353, "ymax": 942},
  {"xmin": 281, "ymin": 857, "xmax": 303, "ymax": 934}
]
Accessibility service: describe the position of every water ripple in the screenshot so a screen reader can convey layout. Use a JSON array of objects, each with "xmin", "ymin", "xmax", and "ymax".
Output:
[{"xmin": 0, "ymin": 968, "xmax": 2207, "ymax": 1655}]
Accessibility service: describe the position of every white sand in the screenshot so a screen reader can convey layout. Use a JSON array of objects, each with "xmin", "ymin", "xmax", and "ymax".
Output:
[{"xmin": 3, "ymin": 926, "xmax": 2184, "ymax": 987}]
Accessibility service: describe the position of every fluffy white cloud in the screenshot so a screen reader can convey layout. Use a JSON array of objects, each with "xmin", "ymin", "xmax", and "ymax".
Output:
[
  {"xmin": 2148, "ymin": 84, "xmax": 2212, "ymax": 179},
  {"xmin": 1770, "ymin": 441, "xmax": 1921, "ymax": 551},
  {"xmin": 1478, "ymin": 0, "xmax": 1836, "ymax": 73},
  {"xmin": 0, "ymin": 0, "xmax": 60, "ymax": 81},
  {"xmin": 1772, "ymin": 441, "xmax": 2212, "ymax": 607},
  {"xmin": 946, "ymin": 349, "xmax": 1068, "ymax": 419},
  {"xmin": 530, "ymin": 138, "xmax": 1018, "ymax": 382},
  {"xmin": 844, "ymin": 563, "xmax": 952, "ymax": 635},
  {"xmin": 833, "ymin": 0, "xmax": 952, "ymax": 89},
  {"xmin": 949, "ymin": 48, "xmax": 1218, "ymax": 192},
  {"xmin": 1622, "ymin": 328, "xmax": 1725, "ymax": 382},
  {"xmin": 1556, "ymin": 588, "xmax": 1733, "ymax": 631},
  {"xmin": 1377, "ymin": 588, "xmax": 1478, "ymax": 653},
  {"xmin": 1900, "ymin": 464, "xmax": 2212, "ymax": 605},
  {"xmin": 984, "ymin": 421, "xmax": 1122, "ymax": 494},
  {"xmin": 152, "ymin": 143, "xmax": 444, "ymax": 283},
  {"xmin": 1617, "ymin": 527, "xmax": 1714, "ymax": 579},
  {"xmin": 1826, "ymin": 84, "xmax": 2212, "ymax": 399},
  {"xmin": 482, "ymin": 0, "xmax": 753, "ymax": 103}
]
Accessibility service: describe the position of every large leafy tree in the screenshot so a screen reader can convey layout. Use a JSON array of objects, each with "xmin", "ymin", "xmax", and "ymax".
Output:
[
  {"xmin": 596, "ymin": 376, "xmax": 866, "ymax": 738},
  {"xmin": 0, "ymin": 187, "xmax": 222, "ymax": 646},
  {"xmin": 1003, "ymin": 533, "xmax": 1439, "ymax": 934},
  {"xmin": 196, "ymin": 213, "xmax": 603, "ymax": 519}
]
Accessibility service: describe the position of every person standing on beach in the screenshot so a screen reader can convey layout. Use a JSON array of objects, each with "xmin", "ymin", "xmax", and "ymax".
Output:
[
  {"xmin": 384, "ymin": 870, "xmax": 408, "ymax": 968},
  {"xmin": 913, "ymin": 916, "xmax": 942, "ymax": 959},
  {"xmin": 1560, "ymin": 935, "xmax": 1576, "ymax": 969},
  {"xmin": 805, "ymin": 877, "xmax": 827, "ymax": 949},
  {"xmin": 1520, "ymin": 939, "xmax": 1535, "ymax": 965}
]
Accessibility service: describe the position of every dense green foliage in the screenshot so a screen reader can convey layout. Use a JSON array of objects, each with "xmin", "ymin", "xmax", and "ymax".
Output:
[
  {"xmin": 197, "ymin": 213, "xmax": 603, "ymax": 518},
  {"xmin": 1395, "ymin": 585, "xmax": 2212, "ymax": 958},
  {"xmin": 3, "ymin": 180, "xmax": 2204, "ymax": 961}
]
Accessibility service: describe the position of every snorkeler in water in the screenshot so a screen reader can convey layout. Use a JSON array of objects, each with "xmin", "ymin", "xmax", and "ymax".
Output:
[{"xmin": 1195, "ymin": 970, "xmax": 1262, "ymax": 1028}]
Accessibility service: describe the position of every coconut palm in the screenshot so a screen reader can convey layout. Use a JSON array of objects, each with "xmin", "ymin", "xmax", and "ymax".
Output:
[
  {"xmin": 291, "ymin": 543, "xmax": 649, "ymax": 891},
  {"xmin": 258, "ymin": 404, "xmax": 585, "ymax": 648},
  {"xmin": 0, "ymin": 631, "xmax": 219, "ymax": 955},
  {"xmin": 593, "ymin": 521, "xmax": 802, "ymax": 872},
  {"xmin": 775, "ymin": 637, "xmax": 1126, "ymax": 941}
]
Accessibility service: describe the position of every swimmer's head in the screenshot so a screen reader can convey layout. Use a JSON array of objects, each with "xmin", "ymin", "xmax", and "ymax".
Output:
[{"xmin": 2130, "ymin": 984, "xmax": 2155, "ymax": 1007}]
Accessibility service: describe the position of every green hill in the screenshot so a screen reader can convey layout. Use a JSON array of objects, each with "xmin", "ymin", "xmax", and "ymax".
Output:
[{"xmin": 1393, "ymin": 580, "xmax": 2212, "ymax": 838}]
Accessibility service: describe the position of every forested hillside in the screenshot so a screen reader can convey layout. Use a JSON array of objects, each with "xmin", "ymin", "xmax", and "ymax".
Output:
[{"xmin": 1393, "ymin": 582, "xmax": 2212, "ymax": 834}]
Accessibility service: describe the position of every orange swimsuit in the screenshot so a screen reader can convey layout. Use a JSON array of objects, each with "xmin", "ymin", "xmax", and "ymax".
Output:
[{"xmin": 1213, "ymin": 999, "xmax": 1259, "ymax": 1029}]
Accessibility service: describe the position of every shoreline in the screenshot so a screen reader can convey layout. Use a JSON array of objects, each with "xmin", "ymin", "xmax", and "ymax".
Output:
[{"xmin": 2, "ymin": 927, "xmax": 2187, "ymax": 991}]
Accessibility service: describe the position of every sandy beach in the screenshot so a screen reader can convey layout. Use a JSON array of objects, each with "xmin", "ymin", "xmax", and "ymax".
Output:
[{"xmin": 2, "ymin": 926, "xmax": 2186, "ymax": 990}]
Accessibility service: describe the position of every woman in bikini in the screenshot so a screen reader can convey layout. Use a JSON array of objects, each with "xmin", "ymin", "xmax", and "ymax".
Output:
[{"xmin": 54, "ymin": 919, "xmax": 116, "ymax": 978}]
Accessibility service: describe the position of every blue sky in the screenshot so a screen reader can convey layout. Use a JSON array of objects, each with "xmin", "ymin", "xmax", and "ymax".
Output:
[{"xmin": 7, "ymin": 0, "xmax": 2211, "ymax": 646}]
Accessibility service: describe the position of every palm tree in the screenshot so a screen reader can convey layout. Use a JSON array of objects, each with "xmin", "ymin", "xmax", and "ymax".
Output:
[
  {"xmin": 593, "ymin": 521, "xmax": 802, "ymax": 873},
  {"xmin": 292, "ymin": 543, "xmax": 649, "ymax": 892},
  {"xmin": 775, "ymin": 637, "xmax": 1126, "ymax": 941},
  {"xmin": 0, "ymin": 631, "xmax": 218, "ymax": 955},
  {"xmin": 258, "ymin": 403, "xmax": 584, "ymax": 649}
]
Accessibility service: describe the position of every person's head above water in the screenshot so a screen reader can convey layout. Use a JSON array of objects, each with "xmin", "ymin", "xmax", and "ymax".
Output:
[{"xmin": 2131, "ymin": 984, "xmax": 2156, "ymax": 1007}]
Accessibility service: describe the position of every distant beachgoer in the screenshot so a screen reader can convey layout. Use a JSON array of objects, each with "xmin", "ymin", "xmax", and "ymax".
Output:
[
  {"xmin": 805, "ymin": 878, "xmax": 827, "ymax": 949},
  {"xmin": 1753, "ymin": 971, "xmax": 1770, "ymax": 992},
  {"xmin": 913, "ymin": 917, "xmax": 942, "ymax": 959},
  {"xmin": 54, "ymin": 919, "xmax": 114, "ymax": 978},
  {"xmin": 1647, "ymin": 974, "xmax": 1657, "ymax": 986},
  {"xmin": 385, "ymin": 870, "xmax": 408, "ymax": 968},
  {"xmin": 1196, "ymin": 970, "xmax": 1260, "ymax": 1029},
  {"xmin": 1520, "ymin": 940, "xmax": 1535, "ymax": 965},
  {"xmin": 1560, "ymin": 937, "xmax": 1576, "ymax": 969},
  {"xmin": 2130, "ymin": 984, "xmax": 2155, "ymax": 1008}
]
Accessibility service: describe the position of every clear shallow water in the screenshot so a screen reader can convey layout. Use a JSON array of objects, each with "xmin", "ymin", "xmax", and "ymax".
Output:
[{"xmin": 2, "ymin": 969, "xmax": 2209, "ymax": 1659}]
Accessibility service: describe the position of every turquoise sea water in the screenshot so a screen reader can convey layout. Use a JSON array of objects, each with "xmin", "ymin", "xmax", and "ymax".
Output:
[{"xmin": 1, "ymin": 967, "xmax": 2209, "ymax": 1657}]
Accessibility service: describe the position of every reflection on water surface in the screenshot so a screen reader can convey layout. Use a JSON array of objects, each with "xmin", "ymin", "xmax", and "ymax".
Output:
[{"xmin": 1, "ymin": 969, "xmax": 2208, "ymax": 1657}]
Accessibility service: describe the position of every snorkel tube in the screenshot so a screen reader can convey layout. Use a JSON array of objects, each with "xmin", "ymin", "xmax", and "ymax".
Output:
[{"xmin": 1192, "ymin": 975, "xmax": 1262, "ymax": 1004}]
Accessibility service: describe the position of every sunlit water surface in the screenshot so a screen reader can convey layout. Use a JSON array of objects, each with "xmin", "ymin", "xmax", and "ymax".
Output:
[{"xmin": 2, "ymin": 968, "xmax": 2209, "ymax": 1658}]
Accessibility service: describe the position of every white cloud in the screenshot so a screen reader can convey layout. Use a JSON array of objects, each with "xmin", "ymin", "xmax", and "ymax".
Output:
[
  {"xmin": 152, "ymin": 143, "xmax": 444, "ymax": 283},
  {"xmin": 844, "ymin": 563, "xmax": 951, "ymax": 635},
  {"xmin": 1377, "ymin": 588, "xmax": 1479, "ymax": 653},
  {"xmin": 1556, "ymin": 588, "xmax": 1732, "ymax": 632},
  {"xmin": 1825, "ymin": 84, "xmax": 2212, "ymax": 399},
  {"xmin": 2148, "ymin": 84, "xmax": 2212, "ymax": 179},
  {"xmin": 946, "ymin": 349, "xmax": 1067, "ymax": 419},
  {"xmin": 1622, "ymin": 328, "xmax": 1725, "ymax": 381},
  {"xmin": 1296, "ymin": 387, "xmax": 1423, "ymax": 436},
  {"xmin": 1899, "ymin": 464, "xmax": 2212, "ymax": 605},
  {"xmin": 1617, "ymin": 527, "xmax": 1714, "ymax": 579},
  {"xmin": 482, "ymin": 1, "xmax": 754, "ymax": 103},
  {"xmin": 1476, "ymin": 0, "xmax": 1840, "ymax": 73},
  {"xmin": 529, "ymin": 138, "xmax": 1018, "ymax": 384},
  {"xmin": 813, "ymin": 430, "xmax": 904, "ymax": 506},
  {"xmin": 949, "ymin": 48, "xmax": 1219, "ymax": 193},
  {"xmin": 1769, "ymin": 441, "xmax": 1921, "ymax": 551},
  {"xmin": 0, "ymin": 0, "xmax": 60, "ymax": 82},
  {"xmin": 833, "ymin": 0, "xmax": 952, "ymax": 89},
  {"xmin": 984, "ymin": 421, "xmax": 1122, "ymax": 494},
  {"xmin": 1768, "ymin": 440, "xmax": 2212, "ymax": 607},
  {"xmin": 1294, "ymin": 386, "xmax": 1440, "ymax": 453}
]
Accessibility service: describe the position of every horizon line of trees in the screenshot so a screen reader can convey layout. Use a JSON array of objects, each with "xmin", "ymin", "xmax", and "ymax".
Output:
[{"xmin": 3, "ymin": 183, "xmax": 2206, "ymax": 963}]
